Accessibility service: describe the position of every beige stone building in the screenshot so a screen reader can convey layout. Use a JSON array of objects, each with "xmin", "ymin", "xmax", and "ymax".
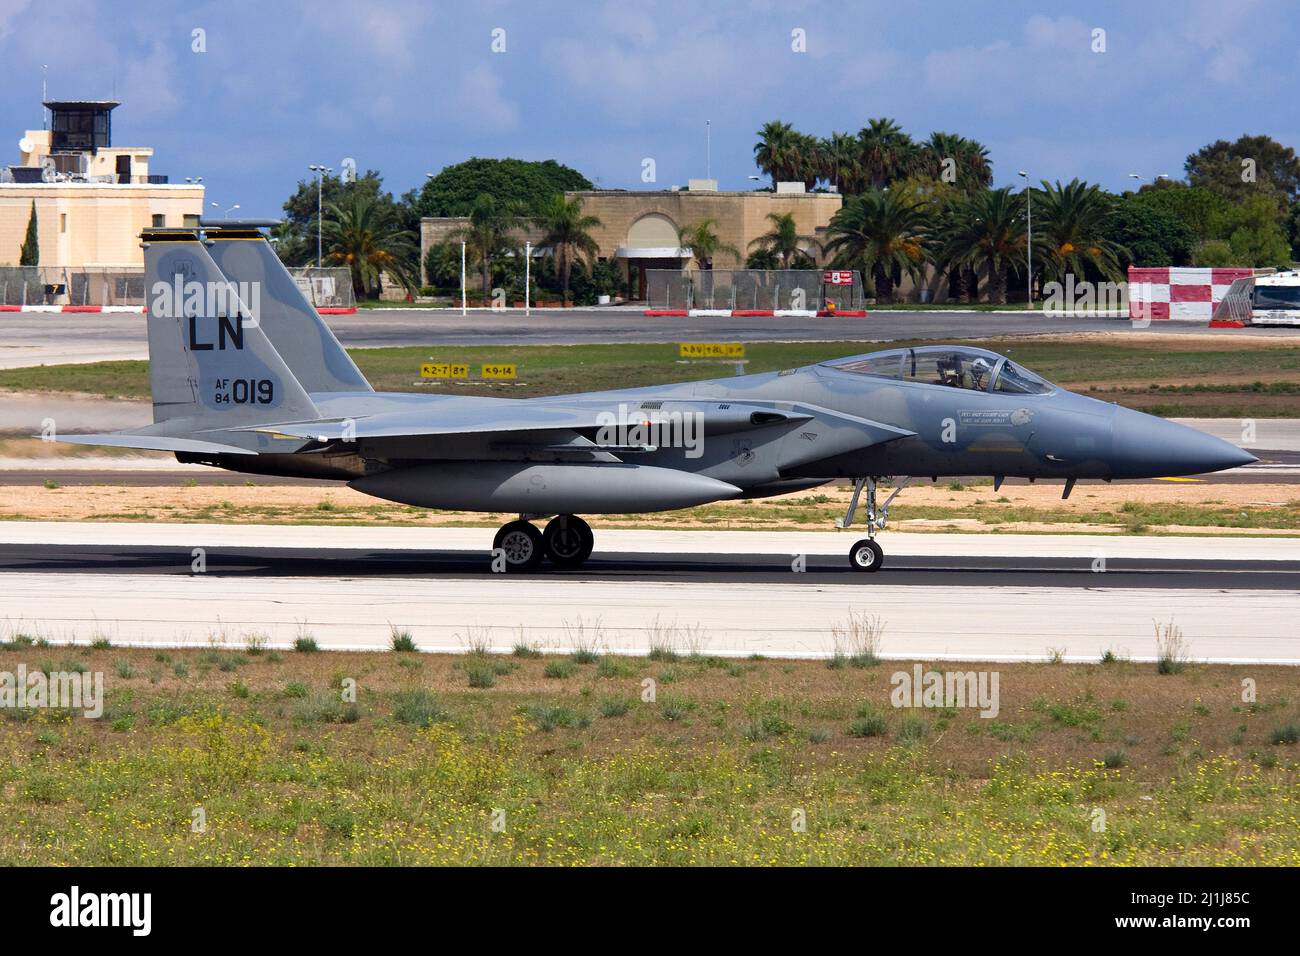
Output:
[
  {"xmin": 420, "ymin": 180, "xmax": 842, "ymax": 300},
  {"xmin": 0, "ymin": 102, "xmax": 204, "ymax": 294}
]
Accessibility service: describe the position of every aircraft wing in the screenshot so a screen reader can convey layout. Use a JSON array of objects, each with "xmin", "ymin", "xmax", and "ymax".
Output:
[
  {"xmin": 237, "ymin": 400, "xmax": 819, "ymax": 443},
  {"xmin": 50, "ymin": 433, "xmax": 260, "ymax": 455}
]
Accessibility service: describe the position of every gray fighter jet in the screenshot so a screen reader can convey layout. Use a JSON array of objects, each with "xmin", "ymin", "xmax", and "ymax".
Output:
[{"xmin": 58, "ymin": 224, "xmax": 1257, "ymax": 572}]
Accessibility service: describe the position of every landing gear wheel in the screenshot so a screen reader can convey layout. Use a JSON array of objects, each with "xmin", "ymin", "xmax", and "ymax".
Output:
[
  {"xmin": 848, "ymin": 538, "xmax": 884, "ymax": 572},
  {"xmin": 543, "ymin": 515, "xmax": 594, "ymax": 568},
  {"xmin": 492, "ymin": 520, "xmax": 544, "ymax": 573}
]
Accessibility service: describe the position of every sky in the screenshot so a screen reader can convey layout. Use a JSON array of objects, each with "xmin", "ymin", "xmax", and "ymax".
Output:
[{"xmin": 1, "ymin": 0, "xmax": 1297, "ymax": 219}]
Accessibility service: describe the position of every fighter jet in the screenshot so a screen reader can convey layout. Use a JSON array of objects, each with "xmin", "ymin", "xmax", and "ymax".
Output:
[{"xmin": 57, "ymin": 224, "xmax": 1257, "ymax": 573}]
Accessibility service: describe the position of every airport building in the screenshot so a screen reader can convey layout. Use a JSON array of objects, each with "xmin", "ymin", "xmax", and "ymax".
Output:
[
  {"xmin": 419, "ymin": 180, "xmax": 842, "ymax": 300},
  {"xmin": 0, "ymin": 101, "xmax": 204, "ymax": 300}
]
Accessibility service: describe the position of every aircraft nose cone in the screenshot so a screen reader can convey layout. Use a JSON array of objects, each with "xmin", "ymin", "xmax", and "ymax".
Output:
[{"xmin": 1111, "ymin": 407, "xmax": 1258, "ymax": 478}]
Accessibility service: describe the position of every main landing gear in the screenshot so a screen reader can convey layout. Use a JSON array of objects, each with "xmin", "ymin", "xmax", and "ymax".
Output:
[
  {"xmin": 837, "ymin": 477, "xmax": 910, "ymax": 573},
  {"xmin": 492, "ymin": 514, "xmax": 594, "ymax": 573}
]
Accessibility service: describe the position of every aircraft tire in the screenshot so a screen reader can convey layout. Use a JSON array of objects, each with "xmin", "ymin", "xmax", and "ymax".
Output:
[
  {"xmin": 848, "ymin": 538, "xmax": 884, "ymax": 572},
  {"xmin": 543, "ymin": 515, "xmax": 594, "ymax": 568},
  {"xmin": 493, "ymin": 520, "xmax": 545, "ymax": 572}
]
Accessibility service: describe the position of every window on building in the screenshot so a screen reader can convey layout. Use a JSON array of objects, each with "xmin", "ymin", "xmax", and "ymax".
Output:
[
  {"xmin": 183, "ymin": 214, "xmax": 200, "ymax": 227},
  {"xmin": 152, "ymin": 214, "xmax": 166, "ymax": 228},
  {"xmin": 60, "ymin": 214, "xmax": 68, "ymax": 234}
]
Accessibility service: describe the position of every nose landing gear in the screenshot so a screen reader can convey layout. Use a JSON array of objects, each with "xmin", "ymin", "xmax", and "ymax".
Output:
[
  {"xmin": 838, "ymin": 476, "xmax": 910, "ymax": 573},
  {"xmin": 491, "ymin": 514, "xmax": 595, "ymax": 572}
]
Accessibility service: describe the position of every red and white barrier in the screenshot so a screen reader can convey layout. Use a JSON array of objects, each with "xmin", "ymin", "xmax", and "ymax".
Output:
[
  {"xmin": 0, "ymin": 304, "xmax": 146, "ymax": 313},
  {"xmin": 645, "ymin": 308, "xmax": 868, "ymax": 319},
  {"xmin": 1127, "ymin": 267, "xmax": 1252, "ymax": 322}
]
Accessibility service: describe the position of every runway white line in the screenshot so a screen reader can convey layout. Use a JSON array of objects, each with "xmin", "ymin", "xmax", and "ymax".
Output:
[
  {"xmin": 1, "ymin": 521, "xmax": 1297, "ymax": 560},
  {"xmin": 3, "ymin": 572, "xmax": 1297, "ymax": 664}
]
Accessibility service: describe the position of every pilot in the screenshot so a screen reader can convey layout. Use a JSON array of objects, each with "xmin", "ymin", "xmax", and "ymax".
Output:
[
  {"xmin": 937, "ymin": 354, "xmax": 964, "ymax": 387},
  {"xmin": 970, "ymin": 356, "xmax": 993, "ymax": 390}
]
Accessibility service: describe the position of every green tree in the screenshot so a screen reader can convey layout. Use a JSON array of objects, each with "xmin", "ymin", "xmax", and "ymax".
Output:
[
  {"xmin": 823, "ymin": 189, "xmax": 929, "ymax": 302},
  {"xmin": 819, "ymin": 131, "xmax": 861, "ymax": 194},
  {"xmin": 677, "ymin": 218, "xmax": 740, "ymax": 271},
  {"xmin": 747, "ymin": 212, "xmax": 819, "ymax": 269},
  {"xmin": 920, "ymin": 132, "xmax": 992, "ymax": 193},
  {"xmin": 537, "ymin": 194, "xmax": 602, "ymax": 305},
  {"xmin": 1131, "ymin": 183, "xmax": 1228, "ymax": 241},
  {"xmin": 1221, "ymin": 193, "xmax": 1293, "ymax": 268},
  {"xmin": 416, "ymin": 158, "xmax": 591, "ymax": 219},
  {"xmin": 451, "ymin": 193, "xmax": 523, "ymax": 301},
  {"xmin": 1034, "ymin": 179, "xmax": 1128, "ymax": 283},
  {"xmin": 941, "ymin": 188, "xmax": 1026, "ymax": 304},
  {"xmin": 1191, "ymin": 239, "xmax": 1239, "ymax": 267},
  {"xmin": 1186, "ymin": 134, "xmax": 1300, "ymax": 205},
  {"xmin": 279, "ymin": 170, "xmax": 412, "ymax": 269},
  {"xmin": 423, "ymin": 239, "xmax": 464, "ymax": 288},
  {"xmin": 753, "ymin": 121, "xmax": 801, "ymax": 188},
  {"xmin": 320, "ymin": 192, "xmax": 420, "ymax": 299},
  {"xmin": 19, "ymin": 202, "xmax": 38, "ymax": 266},
  {"xmin": 856, "ymin": 118, "xmax": 919, "ymax": 191},
  {"xmin": 1105, "ymin": 197, "xmax": 1196, "ymax": 268}
]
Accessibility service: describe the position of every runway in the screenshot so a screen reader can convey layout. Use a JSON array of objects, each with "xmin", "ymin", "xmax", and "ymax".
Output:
[{"xmin": 3, "ymin": 524, "xmax": 1296, "ymax": 663}]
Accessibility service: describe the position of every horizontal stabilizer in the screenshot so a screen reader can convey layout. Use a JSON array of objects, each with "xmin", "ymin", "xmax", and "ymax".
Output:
[{"xmin": 51, "ymin": 433, "xmax": 258, "ymax": 456}]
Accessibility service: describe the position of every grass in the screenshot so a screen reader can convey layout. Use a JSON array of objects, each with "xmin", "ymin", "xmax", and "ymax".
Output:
[
  {"xmin": 6, "ymin": 337, "xmax": 1300, "ymax": 417},
  {"xmin": 389, "ymin": 628, "xmax": 417, "ymax": 653},
  {"xmin": 0, "ymin": 645, "xmax": 1297, "ymax": 865}
]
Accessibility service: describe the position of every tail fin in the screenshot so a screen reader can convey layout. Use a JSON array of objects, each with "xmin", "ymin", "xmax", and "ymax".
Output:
[
  {"xmin": 203, "ymin": 226, "xmax": 372, "ymax": 394},
  {"xmin": 143, "ymin": 229, "xmax": 319, "ymax": 426}
]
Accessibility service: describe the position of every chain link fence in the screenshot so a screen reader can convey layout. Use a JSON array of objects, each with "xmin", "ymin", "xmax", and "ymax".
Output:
[
  {"xmin": 287, "ymin": 267, "xmax": 356, "ymax": 310},
  {"xmin": 645, "ymin": 269, "xmax": 864, "ymax": 310},
  {"xmin": 0, "ymin": 264, "xmax": 355, "ymax": 309},
  {"xmin": 0, "ymin": 266, "xmax": 146, "ymax": 307}
]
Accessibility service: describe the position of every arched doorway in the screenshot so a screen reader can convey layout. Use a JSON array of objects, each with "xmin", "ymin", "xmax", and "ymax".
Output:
[{"xmin": 618, "ymin": 213, "xmax": 685, "ymax": 301}]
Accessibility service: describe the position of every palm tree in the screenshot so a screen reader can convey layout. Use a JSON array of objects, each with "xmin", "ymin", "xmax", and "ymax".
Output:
[
  {"xmin": 538, "ymin": 194, "xmax": 602, "ymax": 305},
  {"xmin": 856, "ymin": 118, "xmax": 918, "ymax": 191},
  {"xmin": 753, "ymin": 121, "xmax": 800, "ymax": 188},
  {"xmin": 678, "ymin": 218, "xmax": 740, "ymax": 271},
  {"xmin": 941, "ymin": 188, "xmax": 1027, "ymax": 304},
  {"xmin": 823, "ymin": 189, "xmax": 930, "ymax": 302},
  {"xmin": 452, "ymin": 193, "xmax": 522, "ymax": 301},
  {"xmin": 1034, "ymin": 178, "xmax": 1129, "ymax": 283},
  {"xmin": 792, "ymin": 131, "xmax": 824, "ymax": 190},
  {"xmin": 921, "ymin": 132, "xmax": 992, "ymax": 192},
  {"xmin": 820, "ymin": 131, "xmax": 862, "ymax": 194},
  {"xmin": 321, "ymin": 192, "xmax": 419, "ymax": 299},
  {"xmin": 748, "ymin": 212, "xmax": 820, "ymax": 269}
]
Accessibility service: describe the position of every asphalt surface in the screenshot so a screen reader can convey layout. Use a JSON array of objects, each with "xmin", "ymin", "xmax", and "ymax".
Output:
[
  {"xmin": 4, "ymin": 308, "xmax": 1298, "ymax": 369},
  {"xmin": 4, "ymin": 526, "xmax": 1292, "ymax": 661},
  {"xmin": 2, "ymin": 541, "xmax": 1297, "ymax": 590}
]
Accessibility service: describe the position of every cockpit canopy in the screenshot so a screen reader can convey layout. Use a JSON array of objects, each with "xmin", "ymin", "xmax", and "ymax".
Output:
[{"xmin": 822, "ymin": 346, "xmax": 1054, "ymax": 395}]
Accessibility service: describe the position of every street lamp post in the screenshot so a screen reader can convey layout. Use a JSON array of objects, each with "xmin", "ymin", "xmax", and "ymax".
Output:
[
  {"xmin": 308, "ymin": 164, "xmax": 331, "ymax": 269},
  {"xmin": 525, "ymin": 240, "xmax": 531, "ymax": 316},
  {"xmin": 1018, "ymin": 170, "xmax": 1033, "ymax": 309}
]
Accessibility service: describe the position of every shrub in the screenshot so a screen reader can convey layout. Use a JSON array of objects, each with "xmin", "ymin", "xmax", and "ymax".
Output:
[
  {"xmin": 1154, "ymin": 619, "xmax": 1189, "ymax": 674},
  {"xmin": 543, "ymin": 659, "xmax": 576, "ymax": 679},
  {"xmin": 392, "ymin": 689, "xmax": 446, "ymax": 727},
  {"xmin": 1270, "ymin": 723, "xmax": 1300, "ymax": 746},
  {"xmin": 598, "ymin": 696, "xmax": 632, "ymax": 718}
]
